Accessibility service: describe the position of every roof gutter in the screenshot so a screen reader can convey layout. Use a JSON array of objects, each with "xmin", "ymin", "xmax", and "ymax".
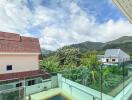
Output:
[{"xmin": 113, "ymin": 0, "xmax": 132, "ymax": 23}]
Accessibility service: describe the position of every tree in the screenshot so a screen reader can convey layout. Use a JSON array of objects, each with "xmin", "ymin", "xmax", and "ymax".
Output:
[
  {"xmin": 40, "ymin": 56, "xmax": 60, "ymax": 72},
  {"xmin": 81, "ymin": 52, "xmax": 100, "ymax": 83},
  {"xmin": 56, "ymin": 46, "xmax": 81, "ymax": 68}
]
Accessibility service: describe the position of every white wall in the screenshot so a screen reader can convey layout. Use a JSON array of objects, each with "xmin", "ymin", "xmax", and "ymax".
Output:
[
  {"xmin": 0, "ymin": 54, "xmax": 39, "ymax": 74},
  {"xmin": 102, "ymin": 57, "xmax": 118, "ymax": 63},
  {"xmin": 102, "ymin": 57, "xmax": 130, "ymax": 64}
]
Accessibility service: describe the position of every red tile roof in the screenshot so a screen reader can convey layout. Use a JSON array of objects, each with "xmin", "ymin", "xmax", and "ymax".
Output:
[
  {"xmin": 0, "ymin": 70, "xmax": 50, "ymax": 81},
  {"xmin": 0, "ymin": 31, "xmax": 41, "ymax": 53}
]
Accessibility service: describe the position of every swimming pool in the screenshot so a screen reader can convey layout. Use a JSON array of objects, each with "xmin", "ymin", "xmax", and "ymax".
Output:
[
  {"xmin": 28, "ymin": 88, "xmax": 74, "ymax": 100},
  {"xmin": 47, "ymin": 94, "xmax": 68, "ymax": 100}
]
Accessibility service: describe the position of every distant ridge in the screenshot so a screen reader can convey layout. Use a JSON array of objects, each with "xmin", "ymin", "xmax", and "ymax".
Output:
[
  {"xmin": 68, "ymin": 36, "xmax": 132, "ymax": 53},
  {"xmin": 41, "ymin": 36, "xmax": 132, "ymax": 54}
]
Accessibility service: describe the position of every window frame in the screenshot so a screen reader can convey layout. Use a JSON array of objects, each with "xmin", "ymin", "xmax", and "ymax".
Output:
[
  {"xmin": 28, "ymin": 80, "xmax": 35, "ymax": 86},
  {"xmin": 106, "ymin": 59, "xmax": 109, "ymax": 62},
  {"xmin": 112, "ymin": 59, "xmax": 116, "ymax": 62},
  {"xmin": 6, "ymin": 65, "xmax": 12, "ymax": 71},
  {"xmin": 16, "ymin": 82, "xmax": 22, "ymax": 87}
]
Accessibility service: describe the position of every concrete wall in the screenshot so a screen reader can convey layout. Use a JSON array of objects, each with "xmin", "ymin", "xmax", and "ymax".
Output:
[
  {"xmin": 0, "ymin": 76, "xmax": 58, "ymax": 96},
  {"xmin": 0, "ymin": 77, "xmax": 52, "ymax": 96},
  {"xmin": 26, "ymin": 79, "xmax": 52, "ymax": 95},
  {"xmin": 0, "ymin": 77, "xmax": 42, "ymax": 91},
  {"xmin": 58, "ymin": 74, "xmax": 113, "ymax": 100},
  {"xmin": 0, "ymin": 54, "xmax": 39, "ymax": 74}
]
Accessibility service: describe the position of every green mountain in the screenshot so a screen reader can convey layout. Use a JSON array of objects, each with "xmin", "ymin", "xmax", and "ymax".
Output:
[
  {"xmin": 102, "ymin": 36, "xmax": 132, "ymax": 52},
  {"xmin": 69, "ymin": 36, "xmax": 132, "ymax": 53},
  {"xmin": 41, "ymin": 36, "xmax": 132, "ymax": 55},
  {"xmin": 70, "ymin": 41, "xmax": 104, "ymax": 52},
  {"xmin": 107, "ymin": 36, "xmax": 132, "ymax": 44},
  {"xmin": 102, "ymin": 42, "xmax": 132, "ymax": 52}
]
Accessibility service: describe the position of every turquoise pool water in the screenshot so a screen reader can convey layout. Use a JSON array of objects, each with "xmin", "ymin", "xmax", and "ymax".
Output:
[{"xmin": 47, "ymin": 94, "xmax": 67, "ymax": 100}]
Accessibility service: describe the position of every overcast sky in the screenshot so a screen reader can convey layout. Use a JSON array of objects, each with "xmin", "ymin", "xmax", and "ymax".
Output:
[{"xmin": 0, "ymin": 0, "xmax": 132, "ymax": 50}]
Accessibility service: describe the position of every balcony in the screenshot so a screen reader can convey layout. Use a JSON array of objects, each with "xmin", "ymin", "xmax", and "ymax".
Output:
[{"xmin": 0, "ymin": 61, "xmax": 132, "ymax": 100}]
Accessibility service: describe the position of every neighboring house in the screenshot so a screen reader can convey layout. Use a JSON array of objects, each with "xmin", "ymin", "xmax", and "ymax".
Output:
[
  {"xmin": 101, "ymin": 49, "xmax": 130, "ymax": 65},
  {"xmin": 0, "ymin": 32, "xmax": 40, "ymax": 74},
  {"xmin": 0, "ymin": 32, "xmax": 51, "ymax": 99}
]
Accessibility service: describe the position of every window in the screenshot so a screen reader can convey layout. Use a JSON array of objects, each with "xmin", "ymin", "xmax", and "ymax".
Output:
[
  {"xmin": 16, "ymin": 82, "xmax": 22, "ymax": 87},
  {"xmin": 28, "ymin": 80, "xmax": 35, "ymax": 86},
  {"xmin": 112, "ymin": 59, "xmax": 116, "ymax": 62},
  {"xmin": 106, "ymin": 59, "xmax": 109, "ymax": 62},
  {"xmin": 6, "ymin": 65, "xmax": 12, "ymax": 71}
]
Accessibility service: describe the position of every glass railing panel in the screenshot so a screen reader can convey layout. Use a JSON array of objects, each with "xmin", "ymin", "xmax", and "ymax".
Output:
[
  {"xmin": 61, "ymin": 67, "xmax": 102, "ymax": 100},
  {"xmin": 101, "ymin": 60, "xmax": 132, "ymax": 100},
  {"xmin": 122, "ymin": 60, "xmax": 132, "ymax": 100},
  {"xmin": 0, "ymin": 87, "xmax": 24, "ymax": 100},
  {"xmin": 101, "ymin": 64, "xmax": 124, "ymax": 98}
]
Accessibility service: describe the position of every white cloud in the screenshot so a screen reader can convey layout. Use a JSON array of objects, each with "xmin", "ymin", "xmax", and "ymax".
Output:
[
  {"xmin": 0, "ymin": 0, "xmax": 32, "ymax": 34},
  {"xmin": 92, "ymin": 19, "xmax": 132, "ymax": 42},
  {"xmin": 0, "ymin": 0, "xmax": 132, "ymax": 51},
  {"xmin": 33, "ymin": 6, "xmax": 55, "ymax": 26},
  {"xmin": 70, "ymin": 2, "xmax": 81, "ymax": 14},
  {"xmin": 40, "ymin": 26, "xmax": 78, "ymax": 50}
]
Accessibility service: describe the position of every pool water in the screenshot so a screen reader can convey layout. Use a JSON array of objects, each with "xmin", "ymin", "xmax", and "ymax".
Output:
[{"xmin": 47, "ymin": 94, "xmax": 68, "ymax": 100}]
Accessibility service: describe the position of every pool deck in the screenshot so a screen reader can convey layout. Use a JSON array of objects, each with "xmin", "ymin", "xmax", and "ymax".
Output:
[{"xmin": 26, "ymin": 88, "xmax": 77, "ymax": 100}]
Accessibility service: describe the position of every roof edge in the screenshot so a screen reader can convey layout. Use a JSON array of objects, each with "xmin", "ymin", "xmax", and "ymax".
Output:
[{"xmin": 0, "ymin": 52, "xmax": 40, "ymax": 55}]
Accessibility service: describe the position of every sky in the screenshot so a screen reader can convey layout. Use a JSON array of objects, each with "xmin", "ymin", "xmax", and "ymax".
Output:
[{"xmin": 0, "ymin": 0, "xmax": 132, "ymax": 51}]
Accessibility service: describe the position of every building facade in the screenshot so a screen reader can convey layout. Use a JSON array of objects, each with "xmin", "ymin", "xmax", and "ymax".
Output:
[
  {"xmin": 0, "ymin": 32, "xmax": 51, "ymax": 100},
  {"xmin": 101, "ymin": 49, "xmax": 130, "ymax": 65},
  {"xmin": 0, "ymin": 32, "xmax": 40, "ymax": 74}
]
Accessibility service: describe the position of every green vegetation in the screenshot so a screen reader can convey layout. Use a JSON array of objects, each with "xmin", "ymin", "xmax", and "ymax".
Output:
[
  {"xmin": 61, "ymin": 66, "xmax": 127, "ymax": 96},
  {"xmin": 40, "ymin": 46, "xmax": 131, "ymax": 97},
  {"xmin": 40, "ymin": 46, "xmax": 81, "ymax": 72}
]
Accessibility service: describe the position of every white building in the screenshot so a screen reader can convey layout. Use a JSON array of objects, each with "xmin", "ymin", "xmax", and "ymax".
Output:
[{"xmin": 101, "ymin": 49, "xmax": 130, "ymax": 65}]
